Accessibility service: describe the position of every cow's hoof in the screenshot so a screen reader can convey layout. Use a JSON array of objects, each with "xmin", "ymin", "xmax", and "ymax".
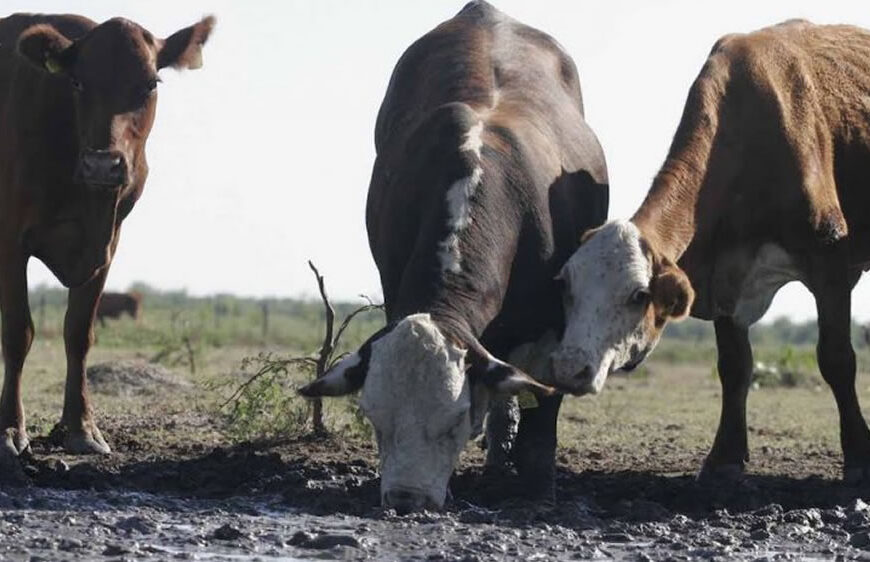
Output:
[
  {"xmin": 697, "ymin": 461, "xmax": 744, "ymax": 483},
  {"xmin": 843, "ymin": 465, "xmax": 870, "ymax": 485},
  {"xmin": 1, "ymin": 427, "xmax": 30, "ymax": 456},
  {"xmin": 0, "ymin": 429, "xmax": 29, "ymax": 485},
  {"xmin": 64, "ymin": 426, "xmax": 111, "ymax": 455}
]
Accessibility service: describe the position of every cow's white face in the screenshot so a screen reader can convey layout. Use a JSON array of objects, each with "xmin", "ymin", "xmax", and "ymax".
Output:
[
  {"xmin": 552, "ymin": 220, "xmax": 694, "ymax": 395},
  {"xmin": 299, "ymin": 312, "xmax": 552, "ymax": 513},
  {"xmin": 360, "ymin": 315, "xmax": 474, "ymax": 511}
]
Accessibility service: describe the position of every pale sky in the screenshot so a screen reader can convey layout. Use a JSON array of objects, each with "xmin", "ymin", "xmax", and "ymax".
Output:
[{"xmin": 9, "ymin": 1, "xmax": 870, "ymax": 322}]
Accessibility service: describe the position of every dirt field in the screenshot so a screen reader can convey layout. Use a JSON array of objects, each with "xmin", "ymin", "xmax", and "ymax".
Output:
[{"xmin": 1, "ymin": 339, "xmax": 870, "ymax": 560}]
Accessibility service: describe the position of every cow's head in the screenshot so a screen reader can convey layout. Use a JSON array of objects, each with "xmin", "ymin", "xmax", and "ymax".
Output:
[
  {"xmin": 300, "ymin": 313, "xmax": 552, "ymax": 513},
  {"xmin": 551, "ymin": 220, "xmax": 694, "ymax": 394},
  {"xmin": 16, "ymin": 16, "xmax": 214, "ymax": 286}
]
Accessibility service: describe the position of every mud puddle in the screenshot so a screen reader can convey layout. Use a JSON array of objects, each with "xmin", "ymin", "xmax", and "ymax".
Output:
[{"xmin": 1, "ymin": 431, "xmax": 869, "ymax": 560}]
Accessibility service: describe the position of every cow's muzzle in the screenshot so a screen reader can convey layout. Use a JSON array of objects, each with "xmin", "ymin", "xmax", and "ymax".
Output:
[
  {"xmin": 382, "ymin": 487, "xmax": 439, "ymax": 514},
  {"xmin": 78, "ymin": 149, "xmax": 128, "ymax": 187}
]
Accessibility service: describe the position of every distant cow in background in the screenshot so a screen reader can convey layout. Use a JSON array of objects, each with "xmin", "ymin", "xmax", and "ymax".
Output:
[
  {"xmin": 0, "ymin": 12, "xmax": 214, "ymax": 463},
  {"xmin": 96, "ymin": 292, "xmax": 142, "ymax": 326}
]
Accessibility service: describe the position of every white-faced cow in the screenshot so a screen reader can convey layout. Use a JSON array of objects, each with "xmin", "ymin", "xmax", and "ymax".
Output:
[
  {"xmin": 301, "ymin": 1, "xmax": 608, "ymax": 512},
  {"xmin": 553, "ymin": 19, "xmax": 870, "ymax": 481},
  {"xmin": 0, "ymin": 13, "xmax": 213, "ymax": 466}
]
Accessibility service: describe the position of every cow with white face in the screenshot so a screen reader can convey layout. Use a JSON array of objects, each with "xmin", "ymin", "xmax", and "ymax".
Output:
[
  {"xmin": 301, "ymin": 0, "xmax": 608, "ymax": 512},
  {"xmin": 553, "ymin": 19, "xmax": 870, "ymax": 484},
  {"xmin": 552, "ymin": 220, "xmax": 694, "ymax": 395},
  {"xmin": 302, "ymin": 314, "xmax": 552, "ymax": 511}
]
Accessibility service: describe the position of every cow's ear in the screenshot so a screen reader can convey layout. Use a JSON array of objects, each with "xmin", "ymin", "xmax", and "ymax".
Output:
[
  {"xmin": 651, "ymin": 260, "xmax": 694, "ymax": 321},
  {"xmin": 157, "ymin": 15, "xmax": 215, "ymax": 70},
  {"xmin": 298, "ymin": 351, "xmax": 368, "ymax": 397},
  {"xmin": 465, "ymin": 338, "xmax": 554, "ymax": 397},
  {"xmin": 17, "ymin": 24, "xmax": 75, "ymax": 74}
]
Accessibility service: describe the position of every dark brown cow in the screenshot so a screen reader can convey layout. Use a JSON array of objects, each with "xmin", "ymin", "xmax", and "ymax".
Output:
[
  {"xmin": 96, "ymin": 291, "xmax": 142, "ymax": 326},
  {"xmin": 553, "ymin": 20, "xmax": 870, "ymax": 482},
  {"xmin": 301, "ymin": 1, "xmax": 608, "ymax": 512},
  {"xmin": 0, "ymin": 13, "xmax": 214, "ymax": 462}
]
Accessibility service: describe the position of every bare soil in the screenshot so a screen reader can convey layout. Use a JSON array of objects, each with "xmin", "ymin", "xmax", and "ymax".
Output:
[{"xmin": 2, "ymin": 353, "xmax": 870, "ymax": 560}]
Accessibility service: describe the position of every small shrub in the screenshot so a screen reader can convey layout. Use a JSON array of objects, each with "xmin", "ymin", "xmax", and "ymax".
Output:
[
  {"xmin": 217, "ymin": 262, "xmax": 385, "ymax": 442},
  {"xmin": 216, "ymin": 352, "xmax": 313, "ymax": 441}
]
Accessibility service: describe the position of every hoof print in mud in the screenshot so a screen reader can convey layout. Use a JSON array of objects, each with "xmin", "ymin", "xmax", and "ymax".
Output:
[
  {"xmin": 211, "ymin": 523, "xmax": 249, "ymax": 541},
  {"xmin": 289, "ymin": 531, "xmax": 362, "ymax": 550}
]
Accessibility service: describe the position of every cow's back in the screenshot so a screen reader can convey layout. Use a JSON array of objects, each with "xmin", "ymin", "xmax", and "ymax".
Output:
[
  {"xmin": 646, "ymin": 20, "xmax": 870, "ymax": 320},
  {"xmin": 374, "ymin": 1, "xmax": 595, "ymax": 170},
  {"xmin": 367, "ymin": 1, "xmax": 608, "ymax": 351}
]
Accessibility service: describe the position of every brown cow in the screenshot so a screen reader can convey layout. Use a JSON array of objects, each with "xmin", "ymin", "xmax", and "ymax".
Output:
[
  {"xmin": 0, "ymin": 13, "xmax": 214, "ymax": 462},
  {"xmin": 551, "ymin": 20, "xmax": 870, "ymax": 482},
  {"xmin": 96, "ymin": 291, "xmax": 142, "ymax": 327}
]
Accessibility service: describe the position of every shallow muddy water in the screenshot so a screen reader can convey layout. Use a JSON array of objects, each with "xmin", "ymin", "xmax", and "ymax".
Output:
[{"xmin": 1, "ymin": 438, "xmax": 869, "ymax": 561}]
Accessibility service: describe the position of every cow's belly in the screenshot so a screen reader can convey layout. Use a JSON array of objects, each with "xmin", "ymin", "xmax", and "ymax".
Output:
[{"xmin": 730, "ymin": 243, "xmax": 803, "ymax": 327}]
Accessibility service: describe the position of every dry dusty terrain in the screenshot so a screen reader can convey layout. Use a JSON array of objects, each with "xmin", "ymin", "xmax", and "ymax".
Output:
[{"xmin": 1, "ymin": 341, "xmax": 870, "ymax": 560}]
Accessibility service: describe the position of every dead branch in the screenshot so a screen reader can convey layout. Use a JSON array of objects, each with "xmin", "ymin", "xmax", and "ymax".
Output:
[
  {"xmin": 309, "ymin": 261, "xmax": 336, "ymax": 376},
  {"xmin": 330, "ymin": 303, "xmax": 384, "ymax": 369},
  {"xmin": 308, "ymin": 260, "xmax": 333, "ymax": 435}
]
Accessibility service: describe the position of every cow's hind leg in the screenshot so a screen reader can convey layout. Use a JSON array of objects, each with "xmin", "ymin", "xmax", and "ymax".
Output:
[
  {"xmin": 812, "ymin": 268, "xmax": 870, "ymax": 482},
  {"xmin": 58, "ymin": 269, "xmax": 110, "ymax": 454},
  {"xmin": 699, "ymin": 316, "xmax": 752, "ymax": 481},
  {"xmin": 0, "ymin": 259, "xmax": 34, "ymax": 480},
  {"xmin": 511, "ymin": 394, "xmax": 563, "ymax": 502}
]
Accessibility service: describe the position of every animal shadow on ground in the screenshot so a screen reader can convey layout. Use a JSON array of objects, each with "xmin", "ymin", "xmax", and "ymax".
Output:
[{"xmin": 15, "ymin": 431, "xmax": 870, "ymax": 526}]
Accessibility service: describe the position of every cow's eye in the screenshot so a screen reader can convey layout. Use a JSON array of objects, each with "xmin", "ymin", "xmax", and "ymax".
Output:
[
  {"xmin": 136, "ymin": 78, "xmax": 159, "ymax": 105},
  {"xmin": 629, "ymin": 288, "xmax": 651, "ymax": 307},
  {"xmin": 69, "ymin": 76, "xmax": 83, "ymax": 92}
]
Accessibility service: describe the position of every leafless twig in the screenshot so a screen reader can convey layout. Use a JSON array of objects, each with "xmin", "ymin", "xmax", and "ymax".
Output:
[{"xmin": 308, "ymin": 260, "xmax": 334, "ymax": 435}]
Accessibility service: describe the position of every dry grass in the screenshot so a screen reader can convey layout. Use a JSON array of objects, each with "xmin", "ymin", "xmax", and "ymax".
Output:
[{"xmin": 15, "ymin": 327, "xmax": 870, "ymax": 484}]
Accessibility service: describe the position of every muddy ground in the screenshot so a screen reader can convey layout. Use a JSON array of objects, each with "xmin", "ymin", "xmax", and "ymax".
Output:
[{"xmin": 3, "ymin": 353, "xmax": 870, "ymax": 560}]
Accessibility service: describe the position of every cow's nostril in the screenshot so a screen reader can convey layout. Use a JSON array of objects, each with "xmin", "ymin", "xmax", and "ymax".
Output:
[{"xmin": 574, "ymin": 366, "xmax": 592, "ymax": 380}]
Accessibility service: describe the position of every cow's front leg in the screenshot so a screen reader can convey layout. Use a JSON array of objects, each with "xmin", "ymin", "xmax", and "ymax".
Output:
[
  {"xmin": 699, "ymin": 316, "xmax": 753, "ymax": 481},
  {"xmin": 484, "ymin": 396, "xmax": 519, "ymax": 469},
  {"xmin": 511, "ymin": 393, "xmax": 563, "ymax": 503},
  {"xmin": 0, "ymin": 256, "xmax": 34, "ymax": 465},
  {"xmin": 59, "ymin": 267, "xmax": 110, "ymax": 454}
]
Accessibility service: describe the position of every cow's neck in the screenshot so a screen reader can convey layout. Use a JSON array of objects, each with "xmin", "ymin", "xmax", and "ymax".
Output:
[
  {"xmin": 630, "ymin": 71, "xmax": 738, "ymax": 264},
  {"xmin": 390, "ymin": 282, "xmax": 502, "ymax": 343}
]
